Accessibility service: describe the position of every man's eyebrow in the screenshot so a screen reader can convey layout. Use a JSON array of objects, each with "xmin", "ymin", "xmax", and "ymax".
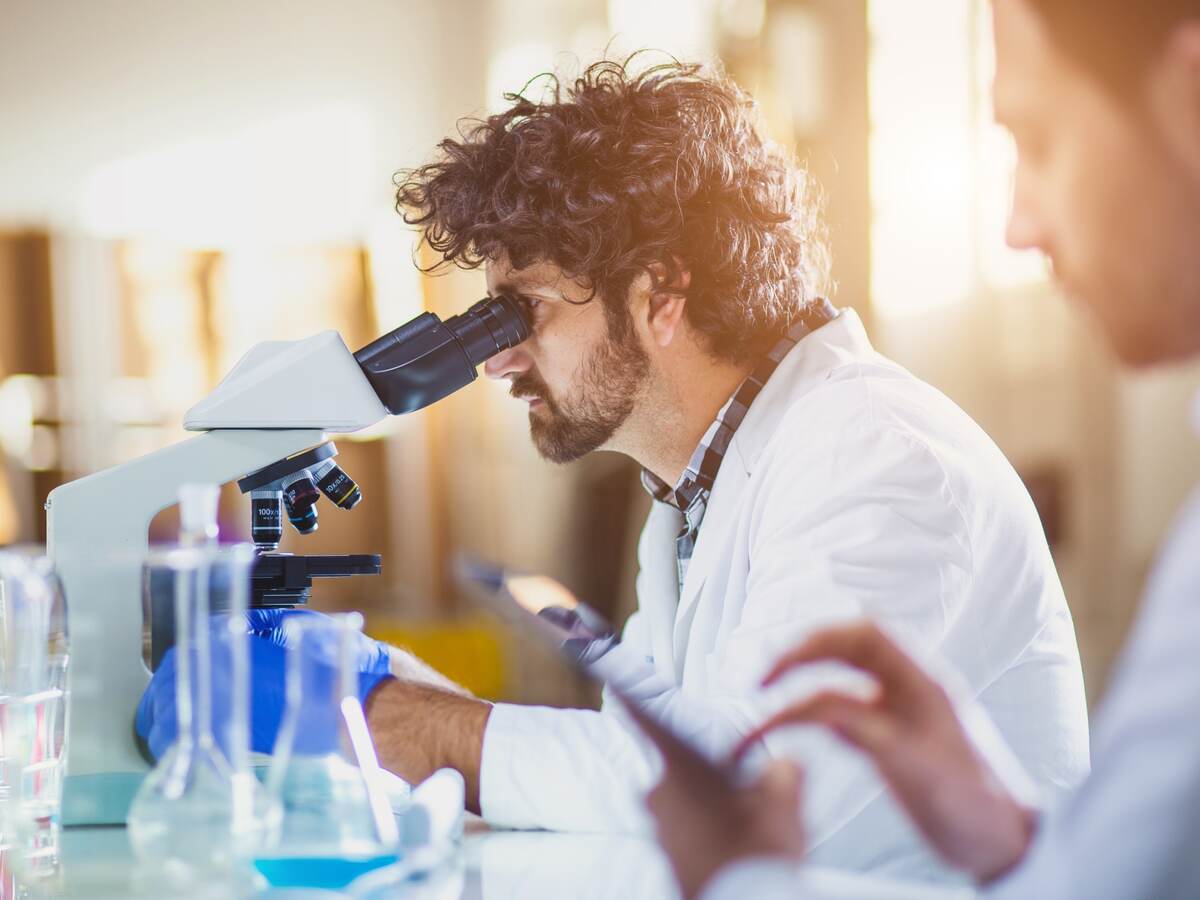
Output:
[{"xmin": 494, "ymin": 278, "xmax": 561, "ymax": 297}]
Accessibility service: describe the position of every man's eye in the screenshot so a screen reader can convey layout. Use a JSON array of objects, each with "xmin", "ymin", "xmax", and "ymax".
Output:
[{"xmin": 518, "ymin": 295, "xmax": 542, "ymax": 314}]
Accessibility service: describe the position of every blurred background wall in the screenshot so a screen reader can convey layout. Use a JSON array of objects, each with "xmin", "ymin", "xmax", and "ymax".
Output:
[{"xmin": 1, "ymin": 0, "xmax": 1197, "ymax": 709}]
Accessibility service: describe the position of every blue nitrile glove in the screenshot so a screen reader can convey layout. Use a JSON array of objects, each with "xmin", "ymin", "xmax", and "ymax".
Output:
[
  {"xmin": 135, "ymin": 622, "xmax": 289, "ymax": 761},
  {"xmin": 135, "ymin": 609, "xmax": 393, "ymax": 761},
  {"xmin": 244, "ymin": 607, "xmax": 393, "ymax": 703}
]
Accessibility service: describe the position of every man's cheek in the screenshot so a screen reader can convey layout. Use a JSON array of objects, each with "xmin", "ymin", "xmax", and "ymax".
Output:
[{"xmin": 541, "ymin": 368, "xmax": 570, "ymax": 403}]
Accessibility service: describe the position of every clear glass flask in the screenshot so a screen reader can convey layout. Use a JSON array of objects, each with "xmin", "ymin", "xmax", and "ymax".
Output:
[
  {"xmin": 126, "ymin": 537, "xmax": 260, "ymax": 882},
  {"xmin": 254, "ymin": 612, "xmax": 400, "ymax": 889}
]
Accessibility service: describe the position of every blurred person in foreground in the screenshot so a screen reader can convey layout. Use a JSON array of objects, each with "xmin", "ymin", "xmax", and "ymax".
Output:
[
  {"xmin": 645, "ymin": 2, "xmax": 1200, "ymax": 898},
  {"xmin": 137, "ymin": 56, "xmax": 1087, "ymax": 881}
]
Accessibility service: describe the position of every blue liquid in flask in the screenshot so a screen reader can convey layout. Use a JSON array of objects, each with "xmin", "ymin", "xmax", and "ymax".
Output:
[
  {"xmin": 253, "ymin": 852, "xmax": 400, "ymax": 889},
  {"xmin": 257, "ymin": 615, "xmax": 402, "ymax": 891}
]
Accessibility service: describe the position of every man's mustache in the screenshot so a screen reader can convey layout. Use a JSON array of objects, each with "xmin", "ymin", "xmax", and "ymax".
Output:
[{"xmin": 511, "ymin": 372, "xmax": 550, "ymax": 403}]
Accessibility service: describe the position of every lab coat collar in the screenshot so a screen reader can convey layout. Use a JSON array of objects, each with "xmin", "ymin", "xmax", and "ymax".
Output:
[
  {"xmin": 670, "ymin": 307, "xmax": 878, "ymax": 666},
  {"xmin": 728, "ymin": 307, "xmax": 876, "ymax": 476}
]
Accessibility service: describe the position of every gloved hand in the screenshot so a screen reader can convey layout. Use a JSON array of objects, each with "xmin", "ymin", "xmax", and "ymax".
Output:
[
  {"xmin": 135, "ymin": 609, "xmax": 394, "ymax": 761},
  {"xmin": 244, "ymin": 607, "xmax": 393, "ymax": 702},
  {"xmin": 135, "ymin": 621, "xmax": 282, "ymax": 760}
]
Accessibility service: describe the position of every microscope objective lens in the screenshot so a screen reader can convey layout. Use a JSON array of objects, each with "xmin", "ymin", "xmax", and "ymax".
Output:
[
  {"xmin": 285, "ymin": 499, "xmax": 318, "ymax": 534},
  {"xmin": 312, "ymin": 460, "xmax": 362, "ymax": 510},
  {"xmin": 251, "ymin": 489, "xmax": 284, "ymax": 549},
  {"xmin": 282, "ymin": 471, "xmax": 321, "ymax": 534}
]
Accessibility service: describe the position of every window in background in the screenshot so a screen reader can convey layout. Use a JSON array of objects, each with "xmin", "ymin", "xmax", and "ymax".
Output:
[
  {"xmin": 484, "ymin": 0, "xmax": 718, "ymax": 115},
  {"xmin": 867, "ymin": 0, "xmax": 1046, "ymax": 321},
  {"xmin": 485, "ymin": 0, "xmax": 610, "ymax": 114},
  {"xmin": 0, "ymin": 232, "xmax": 57, "ymax": 542},
  {"xmin": 81, "ymin": 107, "xmax": 375, "ymax": 250},
  {"xmin": 606, "ymin": 0, "xmax": 713, "ymax": 58}
]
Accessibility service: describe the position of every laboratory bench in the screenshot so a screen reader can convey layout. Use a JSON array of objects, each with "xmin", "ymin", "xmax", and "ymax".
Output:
[{"xmin": 25, "ymin": 821, "xmax": 977, "ymax": 900}]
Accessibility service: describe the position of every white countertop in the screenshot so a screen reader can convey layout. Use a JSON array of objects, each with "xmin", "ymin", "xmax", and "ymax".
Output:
[{"xmin": 22, "ymin": 824, "xmax": 975, "ymax": 900}]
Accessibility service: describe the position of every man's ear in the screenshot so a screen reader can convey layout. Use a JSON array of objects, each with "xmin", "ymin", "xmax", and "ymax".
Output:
[
  {"xmin": 644, "ymin": 260, "xmax": 692, "ymax": 348},
  {"xmin": 1149, "ymin": 22, "xmax": 1200, "ymax": 185}
]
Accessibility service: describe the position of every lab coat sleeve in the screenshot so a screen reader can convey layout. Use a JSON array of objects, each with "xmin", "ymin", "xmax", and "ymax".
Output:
[
  {"xmin": 480, "ymin": 637, "xmax": 753, "ymax": 830},
  {"xmin": 480, "ymin": 701, "xmax": 659, "ymax": 831},
  {"xmin": 480, "ymin": 578, "xmax": 759, "ymax": 831},
  {"xmin": 478, "ymin": 603, "xmax": 669, "ymax": 831}
]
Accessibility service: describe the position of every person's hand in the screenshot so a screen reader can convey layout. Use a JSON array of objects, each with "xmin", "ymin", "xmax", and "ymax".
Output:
[
  {"xmin": 136, "ymin": 609, "xmax": 394, "ymax": 760},
  {"xmin": 733, "ymin": 621, "xmax": 1036, "ymax": 884},
  {"xmin": 244, "ymin": 607, "xmax": 393, "ymax": 700},
  {"xmin": 135, "ymin": 622, "xmax": 289, "ymax": 759},
  {"xmin": 624, "ymin": 698, "xmax": 806, "ymax": 900}
]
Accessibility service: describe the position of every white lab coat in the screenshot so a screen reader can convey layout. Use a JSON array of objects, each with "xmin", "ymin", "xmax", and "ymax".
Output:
[{"xmin": 479, "ymin": 310, "xmax": 1090, "ymax": 880}]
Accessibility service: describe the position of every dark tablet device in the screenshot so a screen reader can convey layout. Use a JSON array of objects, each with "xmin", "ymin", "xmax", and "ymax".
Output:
[
  {"xmin": 453, "ymin": 554, "xmax": 735, "ymax": 779},
  {"xmin": 454, "ymin": 554, "xmax": 619, "ymax": 668}
]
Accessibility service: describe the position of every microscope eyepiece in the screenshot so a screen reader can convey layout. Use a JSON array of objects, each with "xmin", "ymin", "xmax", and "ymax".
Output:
[
  {"xmin": 354, "ymin": 293, "xmax": 530, "ymax": 416},
  {"xmin": 444, "ymin": 294, "xmax": 530, "ymax": 367}
]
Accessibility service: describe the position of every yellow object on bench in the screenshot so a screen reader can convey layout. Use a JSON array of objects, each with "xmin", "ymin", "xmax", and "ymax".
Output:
[{"xmin": 366, "ymin": 616, "xmax": 508, "ymax": 700}]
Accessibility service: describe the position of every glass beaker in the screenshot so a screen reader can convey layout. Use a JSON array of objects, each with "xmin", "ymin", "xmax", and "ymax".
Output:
[
  {"xmin": 0, "ymin": 549, "xmax": 69, "ymax": 883},
  {"xmin": 254, "ymin": 612, "xmax": 399, "ymax": 889},
  {"xmin": 126, "ymin": 542, "xmax": 261, "ymax": 882}
]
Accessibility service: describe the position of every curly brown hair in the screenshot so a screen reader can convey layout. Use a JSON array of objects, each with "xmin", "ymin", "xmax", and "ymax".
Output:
[{"xmin": 394, "ymin": 55, "xmax": 829, "ymax": 362}]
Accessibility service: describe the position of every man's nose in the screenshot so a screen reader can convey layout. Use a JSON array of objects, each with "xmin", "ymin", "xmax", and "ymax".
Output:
[
  {"xmin": 1005, "ymin": 171, "xmax": 1046, "ymax": 251},
  {"xmin": 484, "ymin": 345, "xmax": 530, "ymax": 380}
]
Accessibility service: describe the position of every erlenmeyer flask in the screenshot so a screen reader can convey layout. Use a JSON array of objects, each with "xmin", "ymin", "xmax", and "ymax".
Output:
[
  {"xmin": 254, "ymin": 612, "xmax": 399, "ymax": 889},
  {"xmin": 126, "ymin": 541, "xmax": 260, "ymax": 881}
]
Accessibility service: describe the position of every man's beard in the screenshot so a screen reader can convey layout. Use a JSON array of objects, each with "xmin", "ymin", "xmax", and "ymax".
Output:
[{"xmin": 511, "ymin": 329, "xmax": 650, "ymax": 464}]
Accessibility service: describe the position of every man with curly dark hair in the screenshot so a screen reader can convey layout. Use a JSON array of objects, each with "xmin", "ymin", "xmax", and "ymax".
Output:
[
  {"xmin": 396, "ymin": 58, "xmax": 832, "ymax": 464},
  {"xmin": 246, "ymin": 57, "xmax": 1088, "ymax": 880}
]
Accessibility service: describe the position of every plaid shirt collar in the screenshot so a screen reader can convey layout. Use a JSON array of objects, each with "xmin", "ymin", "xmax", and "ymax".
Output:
[
  {"xmin": 639, "ymin": 390, "xmax": 739, "ymax": 513},
  {"xmin": 640, "ymin": 299, "xmax": 839, "ymax": 591}
]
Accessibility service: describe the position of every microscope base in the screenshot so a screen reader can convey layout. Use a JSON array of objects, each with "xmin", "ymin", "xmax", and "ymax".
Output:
[{"xmin": 62, "ymin": 772, "xmax": 144, "ymax": 826}]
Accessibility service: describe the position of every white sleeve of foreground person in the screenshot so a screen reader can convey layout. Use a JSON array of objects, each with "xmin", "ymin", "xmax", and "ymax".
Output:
[{"xmin": 986, "ymin": 487, "xmax": 1200, "ymax": 900}]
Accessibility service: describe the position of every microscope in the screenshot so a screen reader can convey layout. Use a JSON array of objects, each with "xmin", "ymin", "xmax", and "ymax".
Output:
[{"xmin": 46, "ymin": 294, "xmax": 529, "ymax": 825}]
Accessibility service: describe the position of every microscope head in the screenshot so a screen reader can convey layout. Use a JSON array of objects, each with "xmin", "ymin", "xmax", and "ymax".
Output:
[
  {"xmin": 183, "ymin": 330, "xmax": 389, "ymax": 432},
  {"xmin": 183, "ymin": 292, "xmax": 529, "ymax": 430}
]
